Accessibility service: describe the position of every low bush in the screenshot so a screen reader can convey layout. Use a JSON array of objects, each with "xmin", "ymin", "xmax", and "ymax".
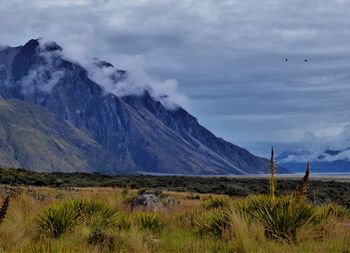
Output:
[{"xmin": 87, "ymin": 228, "xmax": 116, "ymax": 251}]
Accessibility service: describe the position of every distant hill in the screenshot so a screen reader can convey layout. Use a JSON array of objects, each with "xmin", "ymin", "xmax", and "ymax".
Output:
[
  {"xmin": 0, "ymin": 39, "xmax": 274, "ymax": 175},
  {"xmin": 277, "ymin": 150, "xmax": 350, "ymax": 173}
]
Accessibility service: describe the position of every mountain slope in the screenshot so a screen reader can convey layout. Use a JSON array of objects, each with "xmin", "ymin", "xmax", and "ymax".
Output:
[
  {"xmin": 0, "ymin": 39, "xmax": 272, "ymax": 175},
  {"xmin": 0, "ymin": 98, "xmax": 116, "ymax": 173}
]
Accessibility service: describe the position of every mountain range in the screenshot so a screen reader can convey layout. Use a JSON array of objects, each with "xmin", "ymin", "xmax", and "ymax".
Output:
[
  {"xmin": 0, "ymin": 39, "xmax": 273, "ymax": 175},
  {"xmin": 277, "ymin": 149, "xmax": 350, "ymax": 173}
]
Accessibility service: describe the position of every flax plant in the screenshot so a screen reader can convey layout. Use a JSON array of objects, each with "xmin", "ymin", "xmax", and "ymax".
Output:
[
  {"xmin": 269, "ymin": 147, "xmax": 277, "ymax": 203},
  {"xmin": 295, "ymin": 162, "xmax": 311, "ymax": 199}
]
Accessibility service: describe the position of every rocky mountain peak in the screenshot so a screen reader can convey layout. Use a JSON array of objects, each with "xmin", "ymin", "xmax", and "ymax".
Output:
[{"xmin": 0, "ymin": 39, "xmax": 274, "ymax": 175}]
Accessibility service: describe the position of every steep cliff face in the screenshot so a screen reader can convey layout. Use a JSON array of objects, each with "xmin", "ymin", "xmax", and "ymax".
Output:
[{"xmin": 0, "ymin": 39, "xmax": 271, "ymax": 174}]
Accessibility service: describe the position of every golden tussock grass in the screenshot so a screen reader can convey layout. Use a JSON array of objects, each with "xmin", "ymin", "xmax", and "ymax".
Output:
[{"xmin": 0, "ymin": 184, "xmax": 348, "ymax": 253}]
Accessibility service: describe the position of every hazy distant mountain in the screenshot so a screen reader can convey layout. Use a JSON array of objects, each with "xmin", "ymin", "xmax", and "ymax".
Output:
[
  {"xmin": 277, "ymin": 149, "xmax": 350, "ymax": 173},
  {"xmin": 0, "ymin": 39, "xmax": 274, "ymax": 175}
]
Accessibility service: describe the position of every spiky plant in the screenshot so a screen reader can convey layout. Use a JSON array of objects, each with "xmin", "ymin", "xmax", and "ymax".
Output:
[
  {"xmin": 295, "ymin": 162, "xmax": 310, "ymax": 199},
  {"xmin": 194, "ymin": 209, "xmax": 231, "ymax": 237},
  {"xmin": 35, "ymin": 203, "xmax": 78, "ymax": 238},
  {"xmin": 135, "ymin": 211, "xmax": 165, "ymax": 233},
  {"xmin": 202, "ymin": 196, "xmax": 231, "ymax": 210},
  {"xmin": 68, "ymin": 199, "xmax": 119, "ymax": 228},
  {"xmin": 269, "ymin": 147, "xmax": 277, "ymax": 202},
  {"xmin": 251, "ymin": 195, "xmax": 315, "ymax": 242}
]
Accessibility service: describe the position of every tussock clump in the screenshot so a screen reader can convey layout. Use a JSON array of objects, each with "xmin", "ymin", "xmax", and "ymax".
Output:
[
  {"xmin": 35, "ymin": 203, "xmax": 78, "ymax": 238},
  {"xmin": 252, "ymin": 195, "xmax": 315, "ymax": 241},
  {"xmin": 235, "ymin": 152, "xmax": 316, "ymax": 242},
  {"xmin": 236, "ymin": 195, "xmax": 316, "ymax": 241},
  {"xmin": 195, "ymin": 209, "xmax": 230, "ymax": 237},
  {"xmin": 135, "ymin": 212, "xmax": 165, "ymax": 232},
  {"xmin": 68, "ymin": 199, "xmax": 119, "ymax": 228},
  {"xmin": 175, "ymin": 208, "xmax": 204, "ymax": 229},
  {"xmin": 35, "ymin": 198, "xmax": 119, "ymax": 238},
  {"xmin": 236, "ymin": 191, "xmax": 316, "ymax": 241},
  {"xmin": 115, "ymin": 212, "xmax": 131, "ymax": 230},
  {"xmin": 202, "ymin": 196, "xmax": 231, "ymax": 210},
  {"xmin": 314, "ymin": 203, "xmax": 350, "ymax": 220}
]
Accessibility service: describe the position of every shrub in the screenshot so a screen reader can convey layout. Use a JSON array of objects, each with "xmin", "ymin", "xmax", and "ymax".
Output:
[
  {"xmin": 195, "ymin": 209, "xmax": 230, "ymax": 237},
  {"xmin": 87, "ymin": 228, "xmax": 116, "ymax": 251},
  {"xmin": 135, "ymin": 212, "xmax": 165, "ymax": 232},
  {"xmin": 35, "ymin": 203, "xmax": 78, "ymax": 238}
]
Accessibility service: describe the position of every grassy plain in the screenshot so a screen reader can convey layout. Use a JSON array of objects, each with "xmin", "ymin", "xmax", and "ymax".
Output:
[{"xmin": 0, "ymin": 185, "xmax": 348, "ymax": 252}]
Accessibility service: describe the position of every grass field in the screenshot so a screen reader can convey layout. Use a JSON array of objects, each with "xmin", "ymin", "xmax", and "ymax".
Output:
[
  {"xmin": 0, "ymin": 164, "xmax": 349, "ymax": 252},
  {"xmin": 0, "ymin": 185, "xmax": 348, "ymax": 253}
]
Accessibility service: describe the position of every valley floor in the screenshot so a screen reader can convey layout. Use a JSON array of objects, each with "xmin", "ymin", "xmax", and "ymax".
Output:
[{"xmin": 0, "ymin": 186, "xmax": 349, "ymax": 253}]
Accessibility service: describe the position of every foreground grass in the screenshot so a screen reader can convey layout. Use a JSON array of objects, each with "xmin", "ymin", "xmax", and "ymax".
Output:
[{"xmin": 0, "ymin": 186, "xmax": 348, "ymax": 253}]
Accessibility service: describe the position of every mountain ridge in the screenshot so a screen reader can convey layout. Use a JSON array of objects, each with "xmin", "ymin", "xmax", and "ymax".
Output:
[{"xmin": 0, "ymin": 39, "xmax": 275, "ymax": 175}]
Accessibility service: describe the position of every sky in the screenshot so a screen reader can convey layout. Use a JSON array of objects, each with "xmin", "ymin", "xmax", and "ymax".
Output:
[{"xmin": 1, "ymin": 0, "xmax": 350, "ymax": 158}]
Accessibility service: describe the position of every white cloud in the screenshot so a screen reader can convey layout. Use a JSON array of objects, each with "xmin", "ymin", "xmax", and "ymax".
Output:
[
  {"xmin": 59, "ymin": 47, "xmax": 189, "ymax": 110},
  {"xmin": 280, "ymin": 124, "xmax": 350, "ymax": 162},
  {"xmin": 19, "ymin": 41, "xmax": 64, "ymax": 94}
]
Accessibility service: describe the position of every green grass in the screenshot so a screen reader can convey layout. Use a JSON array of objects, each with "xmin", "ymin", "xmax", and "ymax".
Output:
[
  {"xmin": 135, "ymin": 212, "xmax": 165, "ymax": 233},
  {"xmin": 194, "ymin": 209, "xmax": 230, "ymax": 237}
]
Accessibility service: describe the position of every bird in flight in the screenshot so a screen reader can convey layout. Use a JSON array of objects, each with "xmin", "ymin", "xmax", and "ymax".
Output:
[{"xmin": 284, "ymin": 59, "xmax": 309, "ymax": 62}]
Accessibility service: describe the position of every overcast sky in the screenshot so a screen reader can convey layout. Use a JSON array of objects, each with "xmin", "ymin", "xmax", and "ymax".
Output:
[{"xmin": 1, "ymin": 0, "xmax": 350, "ymax": 157}]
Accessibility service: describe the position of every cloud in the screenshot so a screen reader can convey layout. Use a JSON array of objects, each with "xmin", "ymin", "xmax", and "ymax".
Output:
[
  {"xmin": 279, "ymin": 124, "xmax": 350, "ymax": 162},
  {"xmin": 1, "ymin": 0, "xmax": 350, "ymax": 155},
  {"xmin": 80, "ymin": 54, "xmax": 189, "ymax": 110},
  {"xmin": 18, "ymin": 40, "xmax": 64, "ymax": 94}
]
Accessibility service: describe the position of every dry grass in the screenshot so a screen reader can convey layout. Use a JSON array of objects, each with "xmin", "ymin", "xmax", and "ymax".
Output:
[{"xmin": 0, "ymin": 185, "xmax": 348, "ymax": 252}]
